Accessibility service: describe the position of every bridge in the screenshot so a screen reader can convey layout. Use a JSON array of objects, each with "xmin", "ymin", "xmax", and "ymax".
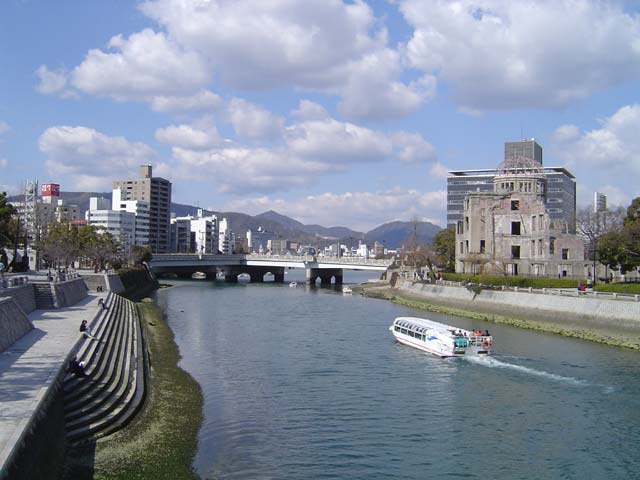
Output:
[{"xmin": 149, "ymin": 254, "xmax": 394, "ymax": 285}]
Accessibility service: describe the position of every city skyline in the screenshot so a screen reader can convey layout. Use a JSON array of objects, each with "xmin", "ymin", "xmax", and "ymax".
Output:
[{"xmin": 1, "ymin": 0, "xmax": 640, "ymax": 231}]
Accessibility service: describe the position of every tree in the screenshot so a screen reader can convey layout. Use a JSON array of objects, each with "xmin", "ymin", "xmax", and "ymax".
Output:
[
  {"xmin": 131, "ymin": 245, "xmax": 152, "ymax": 264},
  {"xmin": 576, "ymin": 205, "xmax": 625, "ymax": 260},
  {"xmin": 431, "ymin": 227, "xmax": 455, "ymax": 272},
  {"xmin": 0, "ymin": 192, "xmax": 17, "ymax": 267},
  {"xmin": 595, "ymin": 197, "xmax": 640, "ymax": 275}
]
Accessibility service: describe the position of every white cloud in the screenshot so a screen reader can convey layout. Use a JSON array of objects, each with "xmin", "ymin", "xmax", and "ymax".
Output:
[
  {"xmin": 155, "ymin": 119, "xmax": 221, "ymax": 149},
  {"xmin": 170, "ymin": 146, "xmax": 330, "ymax": 194},
  {"xmin": 392, "ymin": 131, "xmax": 436, "ymax": 163},
  {"xmin": 285, "ymin": 118, "xmax": 392, "ymax": 163},
  {"xmin": 552, "ymin": 104, "xmax": 640, "ymax": 171},
  {"xmin": 225, "ymin": 189, "xmax": 447, "ymax": 231},
  {"xmin": 71, "ymin": 29, "xmax": 210, "ymax": 102},
  {"xmin": 552, "ymin": 104, "xmax": 640, "ymax": 204},
  {"xmin": 399, "ymin": 0, "xmax": 640, "ymax": 111},
  {"xmin": 291, "ymin": 100, "xmax": 330, "ymax": 121},
  {"xmin": 227, "ymin": 98, "xmax": 284, "ymax": 140},
  {"xmin": 0, "ymin": 158, "xmax": 8, "ymax": 169},
  {"xmin": 337, "ymin": 50, "xmax": 436, "ymax": 120},
  {"xmin": 0, "ymin": 121, "xmax": 10, "ymax": 137},
  {"xmin": 38, "ymin": 126, "xmax": 155, "ymax": 189},
  {"xmin": 35, "ymin": 65, "xmax": 78, "ymax": 99},
  {"xmin": 150, "ymin": 90, "xmax": 223, "ymax": 114},
  {"xmin": 0, "ymin": 184, "xmax": 19, "ymax": 196},
  {"xmin": 429, "ymin": 162, "xmax": 449, "ymax": 179}
]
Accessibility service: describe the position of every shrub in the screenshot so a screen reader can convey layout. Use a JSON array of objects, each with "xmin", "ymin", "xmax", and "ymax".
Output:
[{"xmin": 441, "ymin": 273, "xmax": 587, "ymax": 289}]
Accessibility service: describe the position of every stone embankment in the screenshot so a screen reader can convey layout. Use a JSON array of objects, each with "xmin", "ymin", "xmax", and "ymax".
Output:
[{"xmin": 361, "ymin": 279, "xmax": 640, "ymax": 349}]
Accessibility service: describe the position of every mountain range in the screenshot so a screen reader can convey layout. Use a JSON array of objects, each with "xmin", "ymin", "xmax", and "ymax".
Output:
[{"xmin": 10, "ymin": 192, "xmax": 442, "ymax": 248}]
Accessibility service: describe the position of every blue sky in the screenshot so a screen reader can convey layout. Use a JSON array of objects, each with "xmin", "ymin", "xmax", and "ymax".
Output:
[{"xmin": 1, "ymin": 0, "xmax": 640, "ymax": 231}]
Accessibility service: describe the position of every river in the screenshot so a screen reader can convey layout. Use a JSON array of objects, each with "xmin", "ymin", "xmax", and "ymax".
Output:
[{"xmin": 155, "ymin": 270, "xmax": 640, "ymax": 480}]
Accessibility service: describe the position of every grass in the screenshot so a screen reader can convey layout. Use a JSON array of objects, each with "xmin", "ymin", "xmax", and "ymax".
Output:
[
  {"xmin": 63, "ymin": 301, "xmax": 203, "ymax": 480},
  {"xmin": 441, "ymin": 272, "xmax": 586, "ymax": 289},
  {"xmin": 594, "ymin": 283, "xmax": 640, "ymax": 294}
]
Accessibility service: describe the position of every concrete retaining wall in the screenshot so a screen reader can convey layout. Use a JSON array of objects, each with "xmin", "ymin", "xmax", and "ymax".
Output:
[
  {"xmin": 397, "ymin": 280, "xmax": 640, "ymax": 333},
  {"xmin": 0, "ymin": 298, "xmax": 33, "ymax": 353},
  {"xmin": 105, "ymin": 274, "xmax": 125, "ymax": 294},
  {"xmin": 0, "ymin": 285, "xmax": 37, "ymax": 314},
  {"xmin": 51, "ymin": 278, "xmax": 88, "ymax": 308}
]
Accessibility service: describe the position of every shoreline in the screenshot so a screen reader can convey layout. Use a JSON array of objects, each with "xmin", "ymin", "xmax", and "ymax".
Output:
[
  {"xmin": 356, "ymin": 283, "xmax": 640, "ymax": 351},
  {"xmin": 63, "ymin": 300, "xmax": 204, "ymax": 480}
]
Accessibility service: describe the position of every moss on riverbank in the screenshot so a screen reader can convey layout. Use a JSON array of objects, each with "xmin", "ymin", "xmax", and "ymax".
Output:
[
  {"xmin": 358, "ymin": 283, "xmax": 640, "ymax": 351},
  {"xmin": 63, "ymin": 302, "xmax": 203, "ymax": 480}
]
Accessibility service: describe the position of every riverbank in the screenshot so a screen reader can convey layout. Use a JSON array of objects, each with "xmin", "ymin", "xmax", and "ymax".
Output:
[
  {"xmin": 63, "ymin": 300, "xmax": 203, "ymax": 480},
  {"xmin": 356, "ymin": 282, "xmax": 640, "ymax": 350}
]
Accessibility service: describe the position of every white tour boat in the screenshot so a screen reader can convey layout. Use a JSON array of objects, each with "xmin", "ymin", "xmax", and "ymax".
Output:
[
  {"xmin": 342, "ymin": 286, "xmax": 353, "ymax": 294},
  {"xmin": 191, "ymin": 271, "xmax": 206, "ymax": 280},
  {"xmin": 389, "ymin": 317, "xmax": 492, "ymax": 357},
  {"xmin": 289, "ymin": 281, "xmax": 298, "ymax": 287}
]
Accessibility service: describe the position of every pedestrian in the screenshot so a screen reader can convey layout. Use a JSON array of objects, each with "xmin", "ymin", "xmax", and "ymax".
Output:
[{"xmin": 68, "ymin": 356, "xmax": 86, "ymax": 378}]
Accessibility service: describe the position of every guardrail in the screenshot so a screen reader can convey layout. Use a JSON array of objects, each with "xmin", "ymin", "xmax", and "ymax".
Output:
[{"xmin": 412, "ymin": 278, "xmax": 640, "ymax": 302}]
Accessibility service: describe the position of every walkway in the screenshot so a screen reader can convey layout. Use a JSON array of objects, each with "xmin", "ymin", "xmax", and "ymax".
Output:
[{"xmin": 0, "ymin": 293, "xmax": 105, "ymax": 473}]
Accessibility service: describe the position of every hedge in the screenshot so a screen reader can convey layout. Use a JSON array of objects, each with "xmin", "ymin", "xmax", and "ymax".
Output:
[{"xmin": 441, "ymin": 273, "xmax": 586, "ymax": 289}]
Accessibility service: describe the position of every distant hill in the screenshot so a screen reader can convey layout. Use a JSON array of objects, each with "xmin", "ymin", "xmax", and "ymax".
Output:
[
  {"xmin": 7, "ymin": 192, "xmax": 441, "ymax": 248},
  {"xmin": 365, "ymin": 221, "xmax": 441, "ymax": 248}
]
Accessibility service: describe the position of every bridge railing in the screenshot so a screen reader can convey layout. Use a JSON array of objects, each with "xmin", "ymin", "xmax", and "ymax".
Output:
[{"xmin": 246, "ymin": 254, "xmax": 393, "ymax": 266}]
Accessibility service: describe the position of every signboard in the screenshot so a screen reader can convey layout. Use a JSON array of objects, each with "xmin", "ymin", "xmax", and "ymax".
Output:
[{"xmin": 41, "ymin": 183, "xmax": 60, "ymax": 197}]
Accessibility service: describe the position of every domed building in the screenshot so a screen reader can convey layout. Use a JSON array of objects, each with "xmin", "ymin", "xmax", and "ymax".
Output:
[{"xmin": 455, "ymin": 156, "xmax": 588, "ymax": 277}]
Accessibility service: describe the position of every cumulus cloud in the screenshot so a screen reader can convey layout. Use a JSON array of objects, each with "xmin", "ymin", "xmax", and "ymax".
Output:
[
  {"xmin": 227, "ymin": 98, "xmax": 285, "ymax": 140},
  {"xmin": 291, "ymin": 100, "xmax": 330, "ymax": 121},
  {"xmin": 552, "ymin": 104, "xmax": 640, "ymax": 202},
  {"xmin": 225, "ymin": 189, "xmax": 447, "ymax": 231},
  {"xmin": 552, "ymin": 105, "xmax": 640, "ymax": 171},
  {"xmin": 285, "ymin": 118, "xmax": 392, "ymax": 163},
  {"xmin": 399, "ymin": 0, "xmax": 640, "ymax": 111},
  {"xmin": 337, "ymin": 50, "xmax": 436, "ymax": 120},
  {"xmin": 0, "ymin": 158, "xmax": 8, "ymax": 169},
  {"xmin": 392, "ymin": 131, "xmax": 436, "ymax": 163},
  {"xmin": 38, "ymin": 126, "xmax": 155, "ymax": 189},
  {"xmin": 35, "ymin": 65, "xmax": 78, "ymax": 98},
  {"xmin": 150, "ymin": 90, "xmax": 223, "ymax": 114},
  {"xmin": 155, "ymin": 119, "xmax": 221, "ymax": 149},
  {"xmin": 0, "ymin": 121, "xmax": 10, "ymax": 137},
  {"xmin": 71, "ymin": 29, "xmax": 210, "ymax": 102},
  {"xmin": 45, "ymin": 0, "xmax": 429, "ymax": 120},
  {"xmin": 169, "ymin": 146, "xmax": 330, "ymax": 194}
]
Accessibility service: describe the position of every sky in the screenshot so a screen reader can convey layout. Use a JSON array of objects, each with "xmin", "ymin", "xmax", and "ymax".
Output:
[{"xmin": 1, "ymin": 0, "xmax": 640, "ymax": 232}]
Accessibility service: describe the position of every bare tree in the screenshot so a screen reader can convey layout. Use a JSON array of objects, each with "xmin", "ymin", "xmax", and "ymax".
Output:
[{"xmin": 576, "ymin": 205, "xmax": 625, "ymax": 259}]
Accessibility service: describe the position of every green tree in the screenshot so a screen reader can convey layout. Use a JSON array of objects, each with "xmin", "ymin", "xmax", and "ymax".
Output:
[
  {"xmin": 131, "ymin": 245, "xmax": 152, "ymax": 264},
  {"xmin": 432, "ymin": 227, "xmax": 456, "ymax": 272}
]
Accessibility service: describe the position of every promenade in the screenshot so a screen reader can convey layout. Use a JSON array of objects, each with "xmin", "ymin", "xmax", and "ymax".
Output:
[{"xmin": 0, "ymin": 292, "xmax": 105, "ymax": 474}]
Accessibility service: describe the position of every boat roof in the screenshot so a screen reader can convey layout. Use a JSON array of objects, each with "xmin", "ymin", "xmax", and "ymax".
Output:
[{"xmin": 393, "ymin": 317, "xmax": 466, "ymax": 335}]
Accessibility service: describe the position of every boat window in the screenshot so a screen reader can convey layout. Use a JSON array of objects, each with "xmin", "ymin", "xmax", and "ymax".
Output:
[
  {"xmin": 408, "ymin": 331, "xmax": 415, "ymax": 337},
  {"xmin": 400, "ymin": 328, "xmax": 408, "ymax": 335},
  {"xmin": 416, "ymin": 334, "xmax": 423, "ymax": 341},
  {"xmin": 394, "ymin": 326, "xmax": 400, "ymax": 332}
]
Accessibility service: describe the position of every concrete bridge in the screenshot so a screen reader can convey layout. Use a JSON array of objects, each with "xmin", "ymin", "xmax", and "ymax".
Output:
[{"xmin": 149, "ymin": 254, "xmax": 394, "ymax": 285}]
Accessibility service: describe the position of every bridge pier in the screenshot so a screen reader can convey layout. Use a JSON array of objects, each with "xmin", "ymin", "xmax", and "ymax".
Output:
[{"xmin": 306, "ymin": 268, "xmax": 343, "ymax": 286}]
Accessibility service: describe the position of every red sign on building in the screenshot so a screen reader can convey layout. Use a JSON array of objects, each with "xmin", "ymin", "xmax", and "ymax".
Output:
[{"xmin": 41, "ymin": 183, "xmax": 60, "ymax": 197}]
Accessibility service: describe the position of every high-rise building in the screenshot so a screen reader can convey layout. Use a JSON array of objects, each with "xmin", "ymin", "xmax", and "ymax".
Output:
[
  {"xmin": 594, "ymin": 192, "xmax": 607, "ymax": 213},
  {"xmin": 447, "ymin": 141, "xmax": 576, "ymax": 233},
  {"xmin": 113, "ymin": 165, "xmax": 172, "ymax": 253},
  {"xmin": 504, "ymin": 139, "xmax": 543, "ymax": 164}
]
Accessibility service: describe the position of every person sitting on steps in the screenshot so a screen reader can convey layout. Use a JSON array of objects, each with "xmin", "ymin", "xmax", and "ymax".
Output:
[
  {"xmin": 97, "ymin": 298, "xmax": 109, "ymax": 310},
  {"xmin": 79, "ymin": 320, "xmax": 98, "ymax": 340},
  {"xmin": 68, "ymin": 356, "xmax": 86, "ymax": 378}
]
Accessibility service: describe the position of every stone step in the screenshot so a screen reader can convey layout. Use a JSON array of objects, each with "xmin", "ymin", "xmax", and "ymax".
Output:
[{"xmin": 65, "ymin": 300, "xmax": 134, "ymax": 421}]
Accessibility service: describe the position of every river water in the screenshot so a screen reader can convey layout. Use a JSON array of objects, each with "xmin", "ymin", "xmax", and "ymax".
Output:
[{"xmin": 155, "ymin": 271, "xmax": 640, "ymax": 480}]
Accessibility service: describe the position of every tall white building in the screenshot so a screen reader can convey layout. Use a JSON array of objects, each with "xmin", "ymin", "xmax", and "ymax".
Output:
[
  {"xmin": 86, "ymin": 197, "xmax": 137, "ymax": 250},
  {"xmin": 594, "ymin": 192, "xmax": 607, "ymax": 213},
  {"xmin": 218, "ymin": 218, "xmax": 232, "ymax": 254},
  {"xmin": 170, "ymin": 209, "xmax": 219, "ymax": 254},
  {"xmin": 112, "ymin": 188, "xmax": 151, "ymax": 247}
]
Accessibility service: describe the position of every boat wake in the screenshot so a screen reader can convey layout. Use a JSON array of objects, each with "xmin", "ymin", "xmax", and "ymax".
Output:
[{"xmin": 464, "ymin": 355, "xmax": 589, "ymax": 387}]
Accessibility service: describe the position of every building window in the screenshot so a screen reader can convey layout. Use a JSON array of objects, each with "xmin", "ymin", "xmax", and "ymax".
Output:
[
  {"xmin": 459, "ymin": 242, "xmax": 464, "ymax": 254},
  {"xmin": 457, "ymin": 221, "xmax": 463, "ymax": 234},
  {"xmin": 511, "ymin": 246, "xmax": 520, "ymax": 259},
  {"xmin": 538, "ymin": 239, "xmax": 542, "ymax": 256},
  {"xmin": 531, "ymin": 216, "xmax": 536, "ymax": 232},
  {"xmin": 549, "ymin": 237, "xmax": 555, "ymax": 255},
  {"xmin": 511, "ymin": 200, "xmax": 520, "ymax": 211},
  {"xmin": 511, "ymin": 221, "xmax": 521, "ymax": 235},
  {"xmin": 480, "ymin": 240, "xmax": 485, "ymax": 253},
  {"xmin": 465, "ymin": 240, "xmax": 469, "ymax": 253},
  {"xmin": 465, "ymin": 216, "xmax": 469, "ymax": 230},
  {"xmin": 531, "ymin": 240, "xmax": 535, "ymax": 257},
  {"xmin": 562, "ymin": 248, "xmax": 569, "ymax": 260},
  {"xmin": 538, "ymin": 214, "xmax": 543, "ymax": 229}
]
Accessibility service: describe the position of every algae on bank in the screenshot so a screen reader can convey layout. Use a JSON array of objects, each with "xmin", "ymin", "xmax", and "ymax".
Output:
[{"xmin": 62, "ymin": 302, "xmax": 203, "ymax": 480}]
